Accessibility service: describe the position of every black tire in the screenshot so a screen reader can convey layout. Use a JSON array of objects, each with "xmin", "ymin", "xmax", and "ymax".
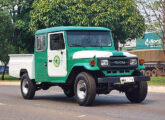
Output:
[
  {"xmin": 140, "ymin": 70, "xmax": 145, "ymax": 75},
  {"xmin": 21, "ymin": 73, "xmax": 36, "ymax": 99},
  {"xmin": 145, "ymin": 70, "xmax": 151, "ymax": 76},
  {"xmin": 74, "ymin": 72, "xmax": 96, "ymax": 106},
  {"xmin": 125, "ymin": 81, "xmax": 148, "ymax": 103},
  {"xmin": 63, "ymin": 86, "xmax": 75, "ymax": 97},
  {"xmin": 151, "ymin": 69, "xmax": 157, "ymax": 77}
]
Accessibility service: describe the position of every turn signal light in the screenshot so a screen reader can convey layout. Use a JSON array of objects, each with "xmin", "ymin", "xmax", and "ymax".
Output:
[
  {"xmin": 90, "ymin": 60, "xmax": 95, "ymax": 66},
  {"xmin": 139, "ymin": 59, "xmax": 144, "ymax": 65}
]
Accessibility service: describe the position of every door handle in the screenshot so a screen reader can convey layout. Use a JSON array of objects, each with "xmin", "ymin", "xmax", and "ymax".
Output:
[
  {"xmin": 61, "ymin": 51, "xmax": 63, "ymax": 55},
  {"xmin": 49, "ymin": 60, "xmax": 52, "ymax": 62},
  {"xmin": 44, "ymin": 62, "xmax": 47, "ymax": 67}
]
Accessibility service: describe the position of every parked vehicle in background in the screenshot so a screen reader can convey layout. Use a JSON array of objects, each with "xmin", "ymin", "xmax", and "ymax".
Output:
[
  {"xmin": 0, "ymin": 61, "xmax": 9, "ymax": 74},
  {"xmin": 9, "ymin": 26, "xmax": 150, "ymax": 106},
  {"xmin": 130, "ymin": 32, "xmax": 165, "ymax": 77}
]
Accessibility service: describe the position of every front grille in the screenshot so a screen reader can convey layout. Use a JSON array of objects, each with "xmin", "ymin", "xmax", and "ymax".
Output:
[
  {"xmin": 97, "ymin": 57, "xmax": 138, "ymax": 70},
  {"xmin": 110, "ymin": 59, "xmax": 129, "ymax": 66}
]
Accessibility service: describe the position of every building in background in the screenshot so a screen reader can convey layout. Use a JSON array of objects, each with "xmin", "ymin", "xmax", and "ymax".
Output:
[
  {"xmin": 136, "ymin": 32, "xmax": 163, "ymax": 50},
  {"xmin": 119, "ymin": 32, "xmax": 163, "ymax": 51},
  {"xmin": 119, "ymin": 38, "xmax": 136, "ymax": 51}
]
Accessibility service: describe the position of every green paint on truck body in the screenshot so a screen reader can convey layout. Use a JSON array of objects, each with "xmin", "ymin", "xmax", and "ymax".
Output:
[{"xmin": 34, "ymin": 26, "xmax": 145, "ymax": 83}]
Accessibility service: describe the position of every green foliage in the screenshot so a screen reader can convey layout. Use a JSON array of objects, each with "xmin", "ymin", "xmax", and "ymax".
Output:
[
  {"xmin": 12, "ymin": 0, "xmax": 34, "ymax": 53},
  {"xmin": 0, "ymin": 0, "xmax": 34, "ymax": 53},
  {"xmin": 0, "ymin": 1, "xmax": 33, "ymax": 79},
  {"xmin": 0, "ymin": 75, "xmax": 18, "ymax": 81},
  {"xmin": 0, "ymin": 9, "xmax": 14, "ymax": 64},
  {"xmin": 136, "ymin": 0, "xmax": 163, "ymax": 35},
  {"xmin": 0, "ymin": 44, "xmax": 15, "ymax": 64},
  {"xmin": 0, "ymin": 10, "xmax": 13, "ymax": 42},
  {"xmin": 0, "ymin": 0, "xmax": 145, "ymax": 56},
  {"xmin": 30, "ymin": 0, "xmax": 145, "ymax": 48},
  {"xmin": 148, "ymin": 77, "xmax": 165, "ymax": 86},
  {"xmin": 146, "ymin": 22, "xmax": 162, "ymax": 32}
]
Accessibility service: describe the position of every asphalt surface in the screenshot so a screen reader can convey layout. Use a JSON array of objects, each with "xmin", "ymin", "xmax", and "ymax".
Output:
[{"xmin": 0, "ymin": 85, "xmax": 165, "ymax": 120}]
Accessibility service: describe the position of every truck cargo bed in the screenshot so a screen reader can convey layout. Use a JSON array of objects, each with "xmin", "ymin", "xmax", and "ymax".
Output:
[
  {"xmin": 9, "ymin": 54, "xmax": 35, "ymax": 79},
  {"xmin": 130, "ymin": 49, "xmax": 165, "ymax": 62},
  {"xmin": 130, "ymin": 49, "xmax": 165, "ymax": 76}
]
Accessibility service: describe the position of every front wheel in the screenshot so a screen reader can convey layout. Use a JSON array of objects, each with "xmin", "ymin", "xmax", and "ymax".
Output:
[
  {"xmin": 74, "ymin": 72, "xmax": 96, "ymax": 106},
  {"xmin": 21, "ymin": 73, "xmax": 36, "ymax": 99},
  {"xmin": 125, "ymin": 81, "xmax": 148, "ymax": 103}
]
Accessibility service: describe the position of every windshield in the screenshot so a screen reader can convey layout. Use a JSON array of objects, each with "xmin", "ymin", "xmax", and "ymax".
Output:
[{"xmin": 67, "ymin": 31, "xmax": 112, "ymax": 47}]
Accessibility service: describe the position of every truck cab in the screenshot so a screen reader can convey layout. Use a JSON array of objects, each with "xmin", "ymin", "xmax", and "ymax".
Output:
[{"xmin": 9, "ymin": 26, "xmax": 150, "ymax": 106}]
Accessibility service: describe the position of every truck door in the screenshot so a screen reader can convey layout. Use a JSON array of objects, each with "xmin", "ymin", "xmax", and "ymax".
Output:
[
  {"xmin": 35, "ymin": 34, "xmax": 48, "ymax": 82},
  {"xmin": 48, "ymin": 32, "xmax": 67, "ymax": 77}
]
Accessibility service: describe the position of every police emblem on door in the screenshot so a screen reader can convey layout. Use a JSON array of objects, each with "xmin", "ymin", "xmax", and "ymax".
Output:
[{"xmin": 54, "ymin": 56, "xmax": 60, "ymax": 67}]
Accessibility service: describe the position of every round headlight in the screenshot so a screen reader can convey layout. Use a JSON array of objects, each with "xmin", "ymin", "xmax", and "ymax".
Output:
[
  {"xmin": 101, "ymin": 60, "xmax": 108, "ymax": 66},
  {"xmin": 130, "ymin": 59, "xmax": 137, "ymax": 65}
]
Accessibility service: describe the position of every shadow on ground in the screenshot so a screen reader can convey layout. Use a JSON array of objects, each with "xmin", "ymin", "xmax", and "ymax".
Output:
[{"xmin": 32, "ymin": 94, "xmax": 155, "ymax": 107}]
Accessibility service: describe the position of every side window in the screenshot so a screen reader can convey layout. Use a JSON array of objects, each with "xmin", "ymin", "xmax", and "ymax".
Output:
[
  {"xmin": 50, "ymin": 33, "xmax": 65, "ymax": 50},
  {"xmin": 36, "ymin": 34, "xmax": 46, "ymax": 51}
]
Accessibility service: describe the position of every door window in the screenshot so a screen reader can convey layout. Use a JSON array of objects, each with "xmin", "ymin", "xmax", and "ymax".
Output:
[
  {"xmin": 36, "ymin": 34, "xmax": 46, "ymax": 51},
  {"xmin": 50, "ymin": 33, "xmax": 65, "ymax": 50}
]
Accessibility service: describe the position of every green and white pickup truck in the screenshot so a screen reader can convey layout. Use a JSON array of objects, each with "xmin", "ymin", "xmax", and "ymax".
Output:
[{"xmin": 9, "ymin": 26, "xmax": 150, "ymax": 106}]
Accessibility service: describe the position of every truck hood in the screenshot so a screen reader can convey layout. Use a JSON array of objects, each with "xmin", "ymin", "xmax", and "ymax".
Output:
[{"xmin": 72, "ymin": 50, "xmax": 136, "ymax": 59}]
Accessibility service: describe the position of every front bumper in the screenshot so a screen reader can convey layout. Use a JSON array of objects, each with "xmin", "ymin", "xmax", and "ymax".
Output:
[{"xmin": 98, "ymin": 76, "xmax": 150, "ymax": 84}]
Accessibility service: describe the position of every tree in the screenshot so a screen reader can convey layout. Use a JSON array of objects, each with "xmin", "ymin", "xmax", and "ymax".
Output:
[
  {"xmin": 0, "ymin": 0, "xmax": 34, "ymax": 53},
  {"xmin": 0, "ymin": 0, "xmax": 35, "ymax": 79},
  {"xmin": 136, "ymin": 0, "xmax": 165, "ymax": 49},
  {"xmin": 0, "ymin": 44, "xmax": 15, "ymax": 80},
  {"xmin": 30, "ymin": 0, "xmax": 145, "ymax": 49},
  {"xmin": 0, "ymin": 9, "xmax": 15, "ymax": 80}
]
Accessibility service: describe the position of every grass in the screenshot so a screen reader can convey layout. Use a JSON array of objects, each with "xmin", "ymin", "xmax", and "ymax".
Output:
[
  {"xmin": 148, "ymin": 77, "xmax": 165, "ymax": 86},
  {"xmin": 0, "ymin": 75, "xmax": 19, "ymax": 81}
]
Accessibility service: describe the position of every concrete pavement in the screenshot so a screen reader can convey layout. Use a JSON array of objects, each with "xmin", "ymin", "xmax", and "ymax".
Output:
[
  {"xmin": 0, "ymin": 81, "xmax": 165, "ymax": 93},
  {"xmin": 0, "ymin": 85, "xmax": 165, "ymax": 120}
]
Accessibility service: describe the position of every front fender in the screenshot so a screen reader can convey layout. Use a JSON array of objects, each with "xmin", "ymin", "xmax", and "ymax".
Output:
[
  {"xmin": 71, "ymin": 58, "xmax": 100, "ymax": 71},
  {"xmin": 72, "ymin": 63, "xmax": 100, "ymax": 71},
  {"xmin": 138, "ymin": 64, "xmax": 145, "ymax": 70}
]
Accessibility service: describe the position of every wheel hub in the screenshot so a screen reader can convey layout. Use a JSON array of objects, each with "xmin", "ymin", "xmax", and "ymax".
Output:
[
  {"xmin": 77, "ymin": 80, "xmax": 87, "ymax": 100},
  {"xmin": 22, "ymin": 79, "xmax": 29, "ymax": 95}
]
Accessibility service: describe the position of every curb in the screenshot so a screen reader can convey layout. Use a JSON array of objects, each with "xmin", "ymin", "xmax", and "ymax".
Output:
[
  {"xmin": 0, "ymin": 81, "xmax": 19, "ymax": 86},
  {"xmin": 148, "ymin": 85, "xmax": 165, "ymax": 93}
]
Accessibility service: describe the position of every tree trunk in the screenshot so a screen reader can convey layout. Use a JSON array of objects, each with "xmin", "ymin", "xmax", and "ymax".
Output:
[
  {"xmin": 114, "ymin": 40, "xmax": 119, "ymax": 50},
  {"xmin": 1, "ymin": 64, "xmax": 7, "ymax": 80}
]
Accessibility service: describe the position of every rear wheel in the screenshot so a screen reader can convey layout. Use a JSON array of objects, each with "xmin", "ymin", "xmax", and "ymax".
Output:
[
  {"xmin": 125, "ymin": 81, "xmax": 148, "ymax": 103},
  {"xmin": 151, "ymin": 69, "xmax": 157, "ymax": 77},
  {"xmin": 21, "ymin": 73, "xmax": 36, "ymax": 99},
  {"xmin": 145, "ymin": 70, "xmax": 151, "ymax": 76},
  {"xmin": 74, "ymin": 72, "xmax": 96, "ymax": 106},
  {"xmin": 140, "ymin": 70, "xmax": 145, "ymax": 75}
]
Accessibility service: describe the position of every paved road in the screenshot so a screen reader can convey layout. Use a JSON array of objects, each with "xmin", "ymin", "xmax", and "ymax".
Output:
[{"xmin": 0, "ymin": 85, "xmax": 165, "ymax": 120}]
